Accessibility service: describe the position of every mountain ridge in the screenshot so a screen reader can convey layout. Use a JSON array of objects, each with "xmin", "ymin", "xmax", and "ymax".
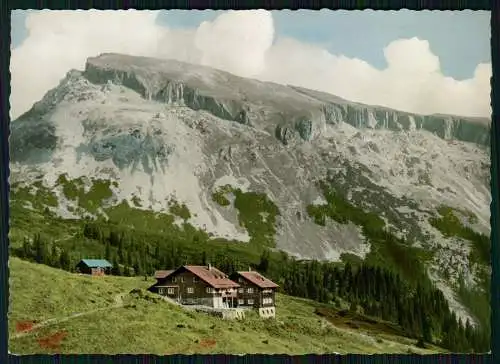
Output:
[{"xmin": 81, "ymin": 53, "xmax": 491, "ymax": 146}]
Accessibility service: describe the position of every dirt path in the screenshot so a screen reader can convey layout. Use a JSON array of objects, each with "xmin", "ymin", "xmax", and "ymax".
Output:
[{"xmin": 11, "ymin": 293, "xmax": 127, "ymax": 339}]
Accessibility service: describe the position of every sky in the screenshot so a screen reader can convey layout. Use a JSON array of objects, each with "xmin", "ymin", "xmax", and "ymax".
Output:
[{"xmin": 10, "ymin": 10, "xmax": 491, "ymax": 120}]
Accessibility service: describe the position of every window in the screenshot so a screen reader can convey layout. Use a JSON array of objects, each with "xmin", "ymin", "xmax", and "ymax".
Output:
[
  {"xmin": 247, "ymin": 288, "xmax": 253, "ymax": 294},
  {"xmin": 238, "ymin": 299, "xmax": 244, "ymax": 305},
  {"xmin": 193, "ymin": 277, "xmax": 198, "ymax": 283},
  {"xmin": 172, "ymin": 277, "xmax": 177, "ymax": 283},
  {"xmin": 180, "ymin": 277, "xmax": 185, "ymax": 283},
  {"xmin": 247, "ymin": 299, "xmax": 254, "ymax": 305},
  {"xmin": 238, "ymin": 288, "xmax": 243, "ymax": 293},
  {"xmin": 167, "ymin": 288, "xmax": 175, "ymax": 295},
  {"xmin": 158, "ymin": 288, "xmax": 165, "ymax": 295},
  {"xmin": 206, "ymin": 287, "xmax": 213, "ymax": 294},
  {"xmin": 187, "ymin": 287, "xmax": 194, "ymax": 294},
  {"xmin": 238, "ymin": 277, "xmax": 243, "ymax": 283}
]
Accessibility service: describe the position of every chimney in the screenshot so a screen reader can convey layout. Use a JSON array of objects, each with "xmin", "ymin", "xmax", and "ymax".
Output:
[
  {"xmin": 208, "ymin": 263, "xmax": 212, "ymax": 271},
  {"xmin": 248, "ymin": 266, "xmax": 251, "ymax": 272}
]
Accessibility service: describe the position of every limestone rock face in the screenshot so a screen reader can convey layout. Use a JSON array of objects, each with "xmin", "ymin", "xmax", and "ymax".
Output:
[{"xmin": 81, "ymin": 54, "xmax": 491, "ymax": 146}]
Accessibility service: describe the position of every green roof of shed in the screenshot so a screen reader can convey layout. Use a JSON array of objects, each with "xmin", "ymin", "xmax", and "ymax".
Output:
[{"xmin": 79, "ymin": 259, "xmax": 113, "ymax": 268}]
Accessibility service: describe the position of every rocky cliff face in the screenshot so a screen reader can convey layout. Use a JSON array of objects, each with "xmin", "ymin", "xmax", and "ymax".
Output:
[
  {"xmin": 9, "ymin": 53, "xmax": 491, "ymax": 326},
  {"xmin": 82, "ymin": 53, "xmax": 491, "ymax": 146},
  {"xmin": 10, "ymin": 52, "xmax": 492, "ymax": 243}
]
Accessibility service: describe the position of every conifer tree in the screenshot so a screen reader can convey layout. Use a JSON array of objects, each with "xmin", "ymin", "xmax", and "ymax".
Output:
[
  {"xmin": 21, "ymin": 238, "xmax": 32, "ymax": 259},
  {"xmin": 118, "ymin": 241, "xmax": 125, "ymax": 263},
  {"xmin": 123, "ymin": 265, "xmax": 131, "ymax": 277},
  {"xmin": 126, "ymin": 250, "xmax": 133, "ymax": 267},
  {"xmin": 59, "ymin": 249, "xmax": 71, "ymax": 271},
  {"xmin": 105, "ymin": 242, "xmax": 111, "ymax": 261},
  {"xmin": 133, "ymin": 255, "xmax": 143, "ymax": 276},
  {"xmin": 421, "ymin": 314, "xmax": 432, "ymax": 343},
  {"xmin": 50, "ymin": 244, "xmax": 60, "ymax": 268},
  {"xmin": 112, "ymin": 256, "xmax": 122, "ymax": 276},
  {"xmin": 33, "ymin": 233, "xmax": 47, "ymax": 264},
  {"xmin": 109, "ymin": 230, "xmax": 121, "ymax": 247},
  {"xmin": 258, "ymin": 249, "xmax": 270, "ymax": 273}
]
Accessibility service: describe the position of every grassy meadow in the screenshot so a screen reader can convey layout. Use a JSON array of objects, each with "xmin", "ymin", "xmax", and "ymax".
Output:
[{"xmin": 8, "ymin": 257, "xmax": 445, "ymax": 355}]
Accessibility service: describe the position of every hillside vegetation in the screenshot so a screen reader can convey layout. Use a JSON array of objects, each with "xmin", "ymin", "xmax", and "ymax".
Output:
[
  {"xmin": 9, "ymin": 257, "xmax": 445, "ymax": 355},
  {"xmin": 9, "ymin": 175, "xmax": 490, "ymax": 353}
]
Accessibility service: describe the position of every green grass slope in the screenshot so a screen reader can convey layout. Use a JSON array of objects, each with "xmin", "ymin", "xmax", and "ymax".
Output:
[{"xmin": 8, "ymin": 258, "xmax": 445, "ymax": 355}]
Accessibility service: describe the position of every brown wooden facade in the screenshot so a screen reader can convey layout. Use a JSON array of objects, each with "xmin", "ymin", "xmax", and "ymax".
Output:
[
  {"xmin": 149, "ymin": 265, "xmax": 239, "ymax": 308},
  {"xmin": 150, "ymin": 265, "xmax": 278, "ymax": 317},
  {"xmin": 231, "ymin": 274, "xmax": 277, "ymax": 309}
]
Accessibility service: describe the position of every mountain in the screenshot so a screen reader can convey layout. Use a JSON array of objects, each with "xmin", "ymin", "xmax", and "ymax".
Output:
[{"xmin": 9, "ymin": 53, "xmax": 491, "ymax": 332}]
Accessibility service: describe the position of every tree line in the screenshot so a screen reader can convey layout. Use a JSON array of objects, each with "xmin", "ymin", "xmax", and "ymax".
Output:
[
  {"xmin": 14, "ymin": 234, "xmax": 72, "ymax": 271},
  {"xmin": 276, "ymin": 257, "xmax": 489, "ymax": 353}
]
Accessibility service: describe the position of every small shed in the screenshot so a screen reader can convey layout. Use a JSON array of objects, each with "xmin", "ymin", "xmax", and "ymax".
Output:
[{"xmin": 76, "ymin": 259, "xmax": 113, "ymax": 276}]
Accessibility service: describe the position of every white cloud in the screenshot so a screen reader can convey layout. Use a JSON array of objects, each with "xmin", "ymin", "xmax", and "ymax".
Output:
[
  {"xmin": 10, "ymin": 10, "xmax": 491, "ymax": 120},
  {"xmin": 258, "ymin": 36, "xmax": 491, "ymax": 118},
  {"xmin": 194, "ymin": 10, "xmax": 274, "ymax": 77},
  {"xmin": 10, "ymin": 10, "xmax": 164, "ymax": 120}
]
